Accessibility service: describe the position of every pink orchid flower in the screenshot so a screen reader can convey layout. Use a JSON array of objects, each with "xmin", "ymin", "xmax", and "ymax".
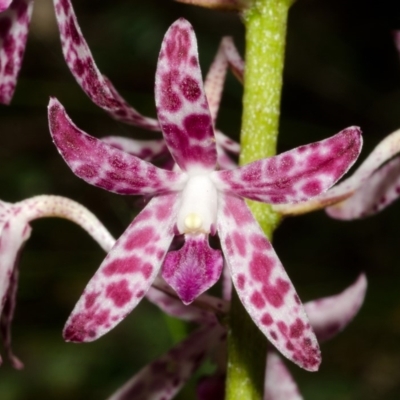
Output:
[
  {"xmin": 0, "ymin": 195, "xmax": 114, "ymax": 368},
  {"xmin": 107, "ymin": 274, "xmax": 367, "ymax": 400},
  {"xmin": 52, "ymin": 0, "xmax": 241, "ymax": 170},
  {"xmin": 48, "ymin": 18, "xmax": 362, "ymax": 370},
  {"xmin": 0, "ymin": 0, "xmax": 33, "ymax": 104}
]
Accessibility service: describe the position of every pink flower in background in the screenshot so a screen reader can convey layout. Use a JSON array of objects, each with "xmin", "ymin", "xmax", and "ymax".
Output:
[
  {"xmin": 0, "ymin": 195, "xmax": 114, "ymax": 368},
  {"xmin": 0, "ymin": 0, "xmax": 33, "ymax": 104},
  {"xmin": 107, "ymin": 275, "xmax": 367, "ymax": 400},
  {"xmin": 49, "ymin": 18, "xmax": 362, "ymax": 371}
]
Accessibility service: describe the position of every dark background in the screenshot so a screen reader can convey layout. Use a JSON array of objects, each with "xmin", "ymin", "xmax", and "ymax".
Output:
[{"xmin": 1, "ymin": 0, "xmax": 400, "ymax": 398}]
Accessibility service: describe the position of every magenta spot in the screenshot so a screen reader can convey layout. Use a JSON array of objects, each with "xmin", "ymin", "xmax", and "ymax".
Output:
[
  {"xmin": 249, "ymin": 252, "xmax": 274, "ymax": 283},
  {"xmin": 142, "ymin": 263, "xmax": 153, "ymax": 280},
  {"xmin": 103, "ymin": 256, "xmax": 141, "ymax": 276},
  {"xmin": 68, "ymin": 17, "xmax": 81, "ymax": 45},
  {"xmin": 156, "ymin": 200, "xmax": 171, "ymax": 220},
  {"xmin": 286, "ymin": 341, "xmax": 294, "ymax": 351},
  {"xmin": 136, "ymin": 290, "xmax": 145, "ymax": 298},
  {"xmin": 294, "ymin": 294, "xmax": 301, "ymax": 305},
  {"xmin": 109, "ymin": 154, "xmax": 128, "ymax": 170},
  {"xmin": 237, "ymin": 274, "xmax": 246, "ymax": 290},
  {"xmin": 106, "ymin": 280, "xmax": 133, "ymax": 307},
  {"xmin": 290, "ymin": 318, "xmax": 305, "ymax": 339},
  {"xmin": 162, "ymin": 90, "xmax": 181, "ymax": 112},
  {"xmin": 76, "ymin": 164, "xmax": 97, "ymax": 179},
  {"xmin": 261, "ymin": 313, "xmax": 273, "ymax": 326},
  {"xmin": 232, "ymin": 232, "xmax": 246, "ymax": 257},
  {"xmin": 249, "ymin": 233, "xmax": 271, "ymax": 250},
  {"xmin": 84, "ymin": 292, "xmax": 99, "ymax": 309},
  {"xmin": 190, "ymin": 56, "xmax": 197, "ymax": 66},
  {"xmin": 94, "ymin": 309, "xmax": 110, "ymax": 325},
  {"xmin": 183, "ymin": 114, "xmax": 212, "ymax": 140},
  {"xmin": 251, "ymin": 292, "xmax": 266, "ymax": 309},
  {"xmin": 165, "ymin": 26, "xmax": 190, "ymax": 62},
  {"xmin": 302, "ymin": 180, "xmax": 322, "ymax": 196},
  {"xmin": 180, "ymin": 76, "xmax": 201, "ymax": 101},
  {"xmin": 262, "ymin": 278, "xmax": 290, "ymax": 308},
  {"xmin": 124, "ymin": 227, "xmax": 155, "ymax": 250},
  {"xmin": 269, "ymin": 330, "xmax": 278, "ymax": 340},
  {"xmin": 277, "ymin": 321, "xmax": 288, "ymax": 335},
  {"xmin": 279, "ymin": 155, "xmax": 295, "ymax": 172}
]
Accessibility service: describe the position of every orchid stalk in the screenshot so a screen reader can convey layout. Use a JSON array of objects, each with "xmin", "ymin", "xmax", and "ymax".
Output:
[{"xmin": 226, "ymin": 0, "xmax": 293, "ymax": 398}]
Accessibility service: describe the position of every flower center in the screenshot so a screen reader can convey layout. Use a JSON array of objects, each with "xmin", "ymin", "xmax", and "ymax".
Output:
[{"xmin": 177, "ymin": 174, "xmax": 218, "ymax": 235}]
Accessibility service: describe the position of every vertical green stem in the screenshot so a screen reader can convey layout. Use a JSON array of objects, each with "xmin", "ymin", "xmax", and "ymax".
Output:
[{"xmin": 225, "ymin": 0, "xmax": 292, "ymax": 399}]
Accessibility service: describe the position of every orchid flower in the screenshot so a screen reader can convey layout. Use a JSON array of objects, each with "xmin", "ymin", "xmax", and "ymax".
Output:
[
  {"xmin": 0, "ymin": 195, "xmax": 114, "ymax": 368},
  {"xmin": 52, "ymin": 0, "xmax": 241, "ymax": 170},
  {"xmin": 107, "ymin": 274, "xmax": 367, "ymax": 400},
  {"xmin": 274, "ymin": 128, "xmax": 400, "ymax": 219},
  {"xmin": 48, "ymin": 18, "xmax": 363, "ymax": 371},
  {"xmin": 0, "ymin": 0, "xmax": 33, "ymax": 104}
]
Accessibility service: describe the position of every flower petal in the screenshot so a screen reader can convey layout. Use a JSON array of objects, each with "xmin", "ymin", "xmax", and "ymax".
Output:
[
  {"xmin": 264, "ymin": 352, "xmax": 303, "ymax": 400},
  {"xmin": 48, "ymin": 98, "xmax": 187, "ymax": 195},
  {"xmin": 215, "ymin": 130, "xmax": 240, "ymax": 155},
  {"xmin": 107, "ymin": 323, "xmax": 221, "ymax": 400},
  {"xmin": 102, "ymin": 136, "xmax": 168, "ymax": 162},
  {"xmin": 162, "ymin": 234, "xmax": 223, "ymax": 305},
  {"xmin": 1, "ymin": 262, "xmax": 24, "ymax": 369},
  {"xmin": 222, "ymin": 36, "xmax": 244, "ymax": 83},
  {"xmin": 326, "ymin": 157, "xmax": 400, "ymax": 219},
  {"xmin": 204, "ymin": 39, "xmax": 228, "ymax": 124},
  {"xmin": 0, "ymin": 0, "xmax": 12, "ymax": 13},
  {"xmin": 63, "ymin": 193, "xmax": 180, "ymax": 342},
  {"xmin": 213, "ymin": 127, "xmax": 362, "ymax": 204},
  {"xmin": 217, "ymin": 194, "xmax": 321, "ymax": 371},
  {"xmin": 52, "ymin": 0, "xmax": 159, "ymax": 129},
  {"xmin": 305, "ymin": 274, "xmax": 367, "ymax": 342},
  {"xmin": 0, "ymin": 0, "xmax": 33, "ymax": 104},
  {"xmin": 275, "ymin": 128, "xmax": 400, "ymax": 216},
  {"xmin": 155, "ymin": 18, "xmax": 217, "ymax": 172}
]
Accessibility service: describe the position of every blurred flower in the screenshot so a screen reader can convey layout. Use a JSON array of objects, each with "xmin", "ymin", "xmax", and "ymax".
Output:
[
  {"xmin": 107, "ymin": 274, "xmax": 367, "ymax": 400},
  {"xmin": 274, "ymin": 128, "xmax": 400, "ymax": 219},
  {"xmin": 173, "ymin": 0, "xmax": 248, "ymax": 11},
  {"xmin": 52, "ymin": 0, "xmax": 242, "ymax": 170},
  {"xmin": 0, "ymin": 0, "xmax": 33, "ymax": 104},
  {"xmin": 49, "ymin": 18, "xmax": 362, "ymax": 371},
  {"xmin": 0, "ymin": 195, "xmax": 114, "ymax": 368}
]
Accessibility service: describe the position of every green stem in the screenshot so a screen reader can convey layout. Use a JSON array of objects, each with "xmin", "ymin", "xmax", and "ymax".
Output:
[{"xmin": 225, "ymin": 0, "xmax": 291, "ymax": 398}]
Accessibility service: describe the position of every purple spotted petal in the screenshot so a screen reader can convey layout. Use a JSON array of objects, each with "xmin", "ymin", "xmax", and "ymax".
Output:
[
  {"xmin": 212, "ymin": 127, "xmax": 362, "ymax": 204},
  {"xmin": 326, "ymin": 157, "xmax": 400, "ymax": 219},
  {"xmin": 102, "ymin": 136, "xmax": 168, "ymax": 162},
  {"xmin": 145, "ymin": 286, "xmax": 216, "ymax": 324},
  {"xmin": 155, "ymin": 18, "xmax": 217, "ymax": 172},
  {"xmin": 162, "ymin": 234, "xmax": 223, "ymax": 305},
  {"xmin": 0, "ymin": 0, "xmax": 33, "ymax": 104},
  {"xmin": 204, "ymin": 40, "xmax": 228, "ymax": 124},
  {"xmin": 217, "ymin": 194, "xmax": 321, "ymax": 371},
  {"xmin": 305, "ymin": 274, "xmax": 367, "ymax": 342},
  {"xmin": 107, "ymin": 323, "xmax": 222, "ymax": 400},
  {"xmin": 48, "ymin": 98, "xmax": 187, "ymax": 195},
  {"xmin": 222, "ymin": 36, "xmax": 244, "ymax": 83},
  {"xmin": 0, "ymin": 0, "xmax": 12, "ymax": 12},
  {"xmin": 52, "ymin": 0, "xmax": 159, "ymax": 129},
  {"xmin": 275, "ymin": 128, "xmax": 400, "ymax": 216},
  {"xmin": 264, "ymin": 352, "xmax": 302, "ymax": 400},
  {"xmin": 63, "ymin": 193, "xmax": 180, "ymax": 343}
]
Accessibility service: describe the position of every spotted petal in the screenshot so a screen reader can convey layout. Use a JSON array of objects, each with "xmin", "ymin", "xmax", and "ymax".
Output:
[
  {"xmin": 264, "ymin": 352, "xmax": 303, "ymax": 400},
  {"xmin": 63, "ymin": 193, "xmax": 180, "ymax": 342},
  {"xmin": 48, "ymin": 98, "xmax": 187, "ymax": 195},
  {"xmin": 107, "ymin": 323, "xmax": 222, "ymax": 400},
  {"xmin": 155, "ymin": 18, "xmax": 217, "ymax": 172},
  {"xmin": 326, "ymin": 157, "xmax": 400, "ymax": 219},
  {"xmin": 0, "ymin": 0, "xmax": 33, "ymax": 104},
  {"xmin": 212, "ymin": 127, "xmax": 362, "ymax": 204},
  {"xmin": 52, "ymin": 0, "xmax": 159, "ymax": 129},
  {"xmin": 276, "ymin": 128, "xmax": 400, "ymax": 216},
  {"xmin": 305, "ymin": 274, "xmax": 367, "ymax": 342},
  {"xmin": 217, "ymin": 194, "xmax": 320, "ymax": 371}
]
